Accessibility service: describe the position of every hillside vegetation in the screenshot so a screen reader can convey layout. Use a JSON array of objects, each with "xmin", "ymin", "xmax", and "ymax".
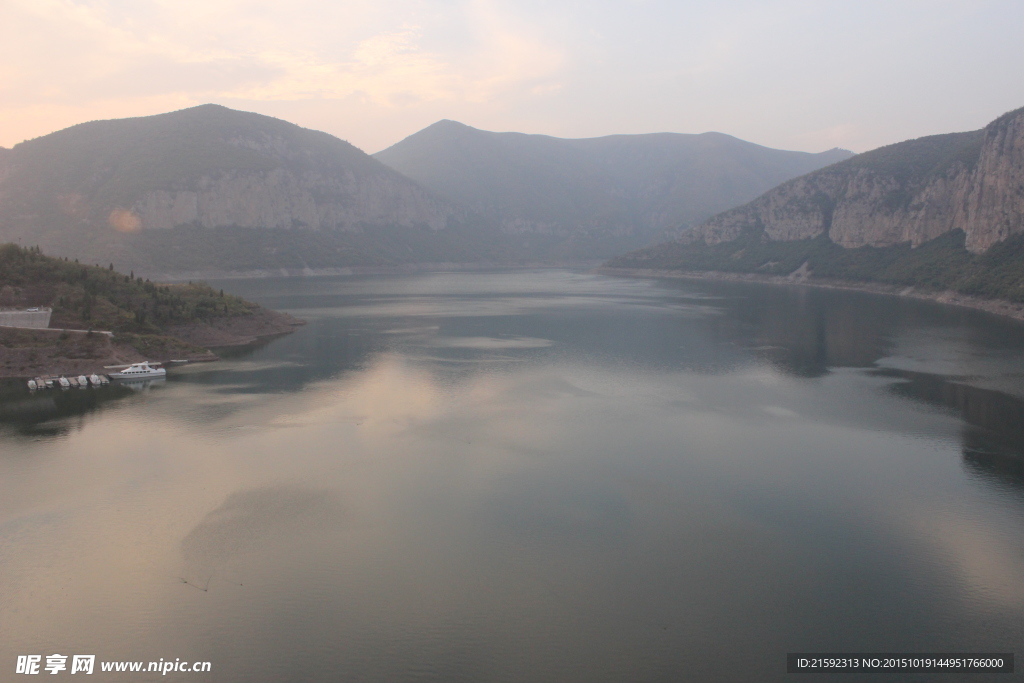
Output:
[
  {"xmin": 0, "ymin": 243, "xmax": 253, "ymax": 332},
  {"xmin": 843, "ymin": 130, "xmax": 985, "ymax": 185},
  {"xmin": 609, "ymin": 229, "xmax": 1024, "ymax": 302},
  {"xmin": 0, "ymin": 244, "xmax": 302, "ymax": 376}
]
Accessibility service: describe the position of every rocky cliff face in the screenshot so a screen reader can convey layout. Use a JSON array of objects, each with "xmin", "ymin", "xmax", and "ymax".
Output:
[
  {"xmin": 131, "ymin": 166, "xmax": 451, "ymax": 232},
  {"xmin": 123, "ymin": 124, "xmax": 455, "ymax": 232},
  {"xmin": 686, "ymin": 107, "xmax": 1024, "ymax": 253},
  {"xmin": 0, "ymin": 105, "xmax": 462, "ymax": 268}
]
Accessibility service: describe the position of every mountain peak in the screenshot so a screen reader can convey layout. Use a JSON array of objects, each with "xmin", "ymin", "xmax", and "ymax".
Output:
[
  {"xmin": 375, "ymin": 121, "xmax": 858, "ymax": 259},
  {"xmin": 0, "ymin": 106, "xmax": 461, "ymax": 272}
]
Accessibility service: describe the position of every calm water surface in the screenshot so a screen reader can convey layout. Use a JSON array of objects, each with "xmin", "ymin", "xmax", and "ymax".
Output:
[{"xmin": 2, "ymin": 270, "xmax": 1024, "ymax": 681}]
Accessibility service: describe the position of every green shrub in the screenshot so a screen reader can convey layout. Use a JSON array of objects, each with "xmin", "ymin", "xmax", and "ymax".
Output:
[{"xmin": 609, "ymin": 229, "xmax": 1024, "ymax": 303}]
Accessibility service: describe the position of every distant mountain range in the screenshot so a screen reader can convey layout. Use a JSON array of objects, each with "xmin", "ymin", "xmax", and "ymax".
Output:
[
  {"xmin": 0, "ymin": 106, "xmax": 852, "ymax": 274},
  {"xmin": 608, "ymin": 107, "xmax": 1024, "ymax": 304},
  {"xmin": 375, "ymin": 120, "xmax": 852, "ymax": 259}
]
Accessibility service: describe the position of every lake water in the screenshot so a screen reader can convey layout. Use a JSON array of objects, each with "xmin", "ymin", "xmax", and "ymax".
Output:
[{"xmin": 2, "ymin": 270, "xmax": 1024, "ymax": 681}]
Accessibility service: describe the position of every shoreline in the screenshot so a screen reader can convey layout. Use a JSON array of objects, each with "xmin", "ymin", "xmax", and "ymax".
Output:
[
  {"xmin": 0, "ymin": 309, "xmax": 305, "ymax": 380},
  {"xmin": 143, "ymin": 261, "xmax": 603, "ymax": 282},
  {"xmin": 0, "ymin": 327, "xmax": 212, "ymax": 381},
  {"xmin": 596, "ymin": 266, "xmax": 1024, "ymax": 323}
]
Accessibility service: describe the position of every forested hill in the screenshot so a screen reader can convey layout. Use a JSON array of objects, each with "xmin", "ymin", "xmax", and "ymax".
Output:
[
  {"xmin": 0, "ymin": 244, "xmax": 253, "ymax": 331},
  {"xmin": 607, "ymin": 106, "xmax": 1024, "ymax": 303},
  {"xmin": 0, "ymin": 244, "xmax": 301, "ymax": 364},
  {"xmin": 374, "ymin": 120, "xmax": 852, "ymax": 259}
]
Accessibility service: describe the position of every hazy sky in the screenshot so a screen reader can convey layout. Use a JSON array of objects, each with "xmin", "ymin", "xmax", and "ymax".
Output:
[{"xmin": 2, "ymin": 0, "xmax": 1023, "ymax": 154}]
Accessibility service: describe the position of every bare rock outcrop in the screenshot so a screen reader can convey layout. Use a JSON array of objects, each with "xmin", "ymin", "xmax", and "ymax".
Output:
[
  {"xmin": 686, "ymin": 107, "xmax": 1024, "ymax": 254},
  {"xmin": 132, "ymin": 167, "xmax": 452, "ymax": 233}
]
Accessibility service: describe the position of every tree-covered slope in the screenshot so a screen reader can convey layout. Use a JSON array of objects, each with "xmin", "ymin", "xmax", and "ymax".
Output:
[
  {"xmin": 0, "ymin": 243, "xmax": 255, "ymax": 331},
  {"xmin": 0, "ymin": 243, "xmax": 301, "ymax": 372},
  {"xmin": 609, "ymin": 229, "xmax": 1024, "ymax": 303}
]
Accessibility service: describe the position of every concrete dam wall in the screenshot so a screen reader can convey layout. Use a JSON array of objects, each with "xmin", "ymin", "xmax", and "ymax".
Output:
[{"xmin": 0, "ymin": 309, "xmax": 52, "ymax": 328}]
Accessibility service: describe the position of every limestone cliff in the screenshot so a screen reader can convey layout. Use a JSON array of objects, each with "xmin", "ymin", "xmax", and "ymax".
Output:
[
  {"xmin": 686, "ymin": 107, "xmax": 1024, "ymax": 254},
  {"xmin": 131, "ymin": 166, "xmax": 451, "ymax": 232},
  {"xmin": 0, "ymin": 105, "xmax": 463, "ymax": 271}
]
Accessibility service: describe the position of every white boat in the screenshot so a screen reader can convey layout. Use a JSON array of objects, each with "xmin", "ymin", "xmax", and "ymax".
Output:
[
  {"xmin": 58, "ymin": 376, "xmax": 71, "ymax": 388},
  {"xmin": 77, "ymin": 375, "xmax": 89, "ymax": 387},
  {"xmin": 27, "ymin": 379, "xmax": 37, "ymax": 390},
  {"xmin": 89, "ymin": 374, "xmax": 102, "ymax": 386},
  {"xmin": 108, "ymin": 361, "xmax": 167, "ymax": 380}
]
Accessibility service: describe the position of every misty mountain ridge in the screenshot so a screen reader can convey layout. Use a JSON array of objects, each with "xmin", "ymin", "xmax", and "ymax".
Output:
[
  {"xmin": 374, "ymin": 119, "xmax": 852, "ymax": 258},
  {"xmin": 0, "ymin": 104, "xmax": 851, "ymax": 274}
]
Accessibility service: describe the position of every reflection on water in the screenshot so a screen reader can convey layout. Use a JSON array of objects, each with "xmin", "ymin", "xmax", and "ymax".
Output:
[
  {"xmin": 180, "ymin": 486, "xmax": 346, "ymax": 591},
  {"xmin": 0, "ymin": 381, "xmax": 142, "ymax": 438},
  {"xmin": 876, "ymin": 367, "xmax": 1024, "ymax": 493},
  {"xmin": 963, "ymin": 434, "xmax": 1024, "ymax": 494},
  {"xmin": 2, "ymin": 270, "xmax": 1024, "ymax": 682},
  {"xmin": 711, "ymin": 284, "xmax": 897, "ymax": 376}
]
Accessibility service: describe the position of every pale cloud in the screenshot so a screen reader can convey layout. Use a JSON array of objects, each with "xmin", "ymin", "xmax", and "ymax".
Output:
[
  {"xmin": 224, "ymin": 3, "xmax": 566, "ymax": 107},
  {"xmin": 458, "ymin": 0, "xmax": 565, "ymax": 99},
  {"xmin": 0, "ymin": 0, "xmax": 1021, "ymax": 154},
  {"xmin": 0, "ymin": 0, "xmax": 567, "ymax": 147}
]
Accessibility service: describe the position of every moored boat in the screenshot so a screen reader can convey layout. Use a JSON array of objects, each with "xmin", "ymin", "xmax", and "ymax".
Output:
[
  {"xmin": 58, "ymin": 376, "xmax": 71, "ymax": 388},
  {"xmin": 77, "ymin": 375, "xmax": 89, "ymax": 387},
  {"xmin": 89, "ymin": 374, "xmax": 102, "ymax": 386},
  {"xmin": 27, "ymin": 379, "xmax": 37, "ymax": 390},
  {"xmin": 107, "ymin": 361, "xmax": 167, "ymax": 380}
]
